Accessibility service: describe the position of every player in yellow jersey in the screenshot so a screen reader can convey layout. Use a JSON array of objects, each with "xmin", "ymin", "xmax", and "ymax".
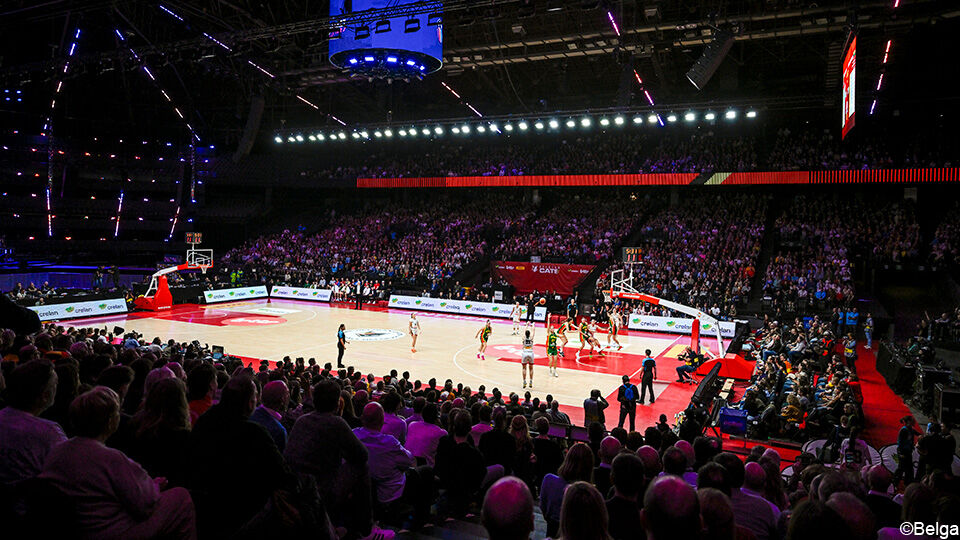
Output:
[
  {"xmin": 475, "ymin": 319, "xmax": 493, "ymax": 360},
  {"xmin": 557, "ymin": 317, "xmax": 574, "ymax": 357},
  {"xmin": 578, "ymin": 320, "xmax": 605, "ymax": 356},
  {"xmin": 546, "ymin": 322, "xmax": 560, "ymax": 377}
]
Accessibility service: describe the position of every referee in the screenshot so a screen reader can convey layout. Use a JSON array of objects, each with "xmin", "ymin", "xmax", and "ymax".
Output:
[
  {"xmin": 566, "ymin": 297, "xmax": 579, "ymax": 323},
  {"xmin": 526, "ymin": 293, "xmax": 537, "ymax": 324},
  {"xmin": 337, "ymin": 324, "xmax": 348, "ymax": 368}
]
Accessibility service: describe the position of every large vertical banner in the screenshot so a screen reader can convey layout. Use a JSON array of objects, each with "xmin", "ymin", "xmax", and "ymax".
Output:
[
  {"xmin": 842, "ymin": 35, "xmax": 857, "ymax": 140},
  {"xmin": 492, "ymin": 261, "xmax": 595, "ymax": 296}
]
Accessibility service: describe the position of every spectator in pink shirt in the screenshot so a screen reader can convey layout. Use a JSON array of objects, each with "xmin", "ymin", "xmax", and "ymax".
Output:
[{"xmin": 40, "ymin": 386, "xmax": 197, "ymax": 539}]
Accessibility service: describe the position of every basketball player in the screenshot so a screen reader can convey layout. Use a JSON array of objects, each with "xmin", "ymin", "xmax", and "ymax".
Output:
[
  {"xmin": 408, "ymin": 313, "xmax": 420, "ymax": 352},
  {"xmin": 578, "ymin": 320, "xmax": 605, "ymax": 356},
  {"xmin": 546, "ymin": 322, "xmax": 560, "ymax": 378},
  {"xmin": 475, "ymin": 319, "xmax": 492, "ymax": 360},
  {"xmin": 510, "ymin": 301, "xmax": 522, "ymax": 335},
  {"xmin": 607, "ymin": 306, "xmax": 623, "ymax": 350},
  {"xmin": 557, "ymin": 317, "xmax": 573, "ymax": 357},
  {"xmin": 521, "ymin": 323, "xmax": 535, "ymax": 388}
]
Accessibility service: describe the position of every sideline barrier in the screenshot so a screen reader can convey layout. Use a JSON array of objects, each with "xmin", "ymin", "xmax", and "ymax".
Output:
[
  {"xmin": 269, "ymin": 285, "xmax": 333, "ymax": 302},
  {"xmin": 389, "ymin": 294, "xmax": 547, "ymax": 321},
  {"xmin": 203, "ymin": 286, "xmax": 269, "ymax": 304},
  {"xmin": 29, "ymin": 297, "xmax": 128, "ymax": 321},
  {"xmin": 627, "ymin": 313, "xmax": 737, "ymax": 338}
]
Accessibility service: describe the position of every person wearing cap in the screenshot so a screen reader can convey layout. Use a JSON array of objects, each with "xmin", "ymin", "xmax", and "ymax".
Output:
[{"xmin": 616, "ymin": 375, "xmax": 639, "ymax": 432}]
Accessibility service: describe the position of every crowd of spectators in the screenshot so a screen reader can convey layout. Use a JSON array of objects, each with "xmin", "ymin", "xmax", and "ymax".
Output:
[
  {"xmin": 739, "ymin": 314, "xmax": 864, "ymax": 442},
  {"xmin": 286, "ymin": 127, "xmax": 957, "ymax": 181},
  {"xmin": 763, "ymin": 195, "xmax": 920, "ymax": 311},
  {"xmin": 495, "ymin": 195, "xmax": 652, "ymax": 263},
  {"xmin": 0, "ymin": 319, "xmax": 957, "ymax": 540},
  {"xmin": 930, "ymin": 201, "xmax": 960, "ymax": 266},
  {"xmin": 4, "ymin": 282, "xmax": 58, "ymax": 306},
  {"xmin": 597, "ymin": 194, "xmax": 767, "ymax": 318},
  {"xmin": 221, "ymin": 196, "xmax": 535, "ymax": 295}
]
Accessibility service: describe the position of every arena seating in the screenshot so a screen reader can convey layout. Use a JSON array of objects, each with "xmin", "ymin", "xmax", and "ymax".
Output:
[
  {"xmin": 0, "ymin": 316, "xmax": 951, "ymax": 539},
  {"xmin": 763, "ymin": 195, "xmax": 920, "ymax": 311}
]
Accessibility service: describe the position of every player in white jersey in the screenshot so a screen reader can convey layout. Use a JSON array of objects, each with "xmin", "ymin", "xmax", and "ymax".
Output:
[
  {"xmin": 607, "ymin": 306, "xmax": 623, "ymax": 350},
  {"xmin": 408, "ymin": 313, "xmax": 420, "ymax": 352},
  {"xmin": 521, "ymin": 323, "xmax": 535, "ymax": 388},
  {"xmin": 510, "ymin": 302, "xmax": 522, "ymax": 335}
]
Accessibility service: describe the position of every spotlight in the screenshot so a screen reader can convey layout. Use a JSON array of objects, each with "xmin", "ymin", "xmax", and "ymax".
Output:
[
  {"xmin": 308, "ymin": 135, "xmax": 316, "ymax": 141},
  {"xmin": 427, "ymin": 13, "xmax": 442, "ymax": 26},
  {"xmin": 351, "ymin": 132, "xmax": 360, "ymax": 139},
  {"xmin": 375, "ymin": 20, "xmax": 391, "ymax": 34},
  {"xmin": 633, "ymin": 116, "xmax": 643, "ymax": 124},
  {"xmin": 348, "ymin": 58, "xmax": 358, "ymax": 65},
  {"xmin": 434, "ymin": 126, "xmax": 443, "ymax": 135},
  {"xmin": 534, "ymin": 121, "xmax": 544, "ymax": 130},
  {"xmin": 725, "ymin": 110, "xmax": 737, "ymax": 119},
  {"xmin": 295, "ymin": 134, "xmax": 304, "ymax": 142},
  {"xmin": 684, "ymin": 112, "xmax": 696, "ymax": 122},
  {"xmin": 666, "ymin": 114, "xmax": 677, "ymax": 122},
  {"xmin": 408, "ymin": 128, "xmax": 416, "ymax": 137},
  {"xmin": 406, "ymin": 59, "xmax": 416, "ymax": 66},
  {"xmin": 356, "ymin": 26, "xmax": 371, "ymax": 39},
  {"xmin": 384, "ymin": 129, "xmax": 393, "ymax": 137},
  {"xmin": 399, "ymin": 129, "xmax": 407, "ymax": 136},
  {"xmin": 548, "ymin": 119, "xmax": 559, "ymax": 129},
  {"xmin": 566, "ymin": 119, "xmax": 576, "ymax": 128},
  {"xmin": 404, "ymin": 18, "xmax": 421, "ymax": 33},
  {"xmin": 477, "ymin": 125, "xmax": 486, "ymax": 133},
  {"xmin": 600, "ymin": 118, "xmax": 610, "ymax": 126},
  {"xmin": 518, "ymin": 121, "xmax": 528, "ymax": 130},
  {"xmin": 338, "ymin": 132, "xmax": 346, "ymax": 140},
  {"xmin": 614, "ymin": 116, "xmax": 625, "ymax": 125},
  {"xmin": 452, "ymin": 127, "xmax": 461, "ymax": 134},
  {"xmin": 287, "ymin": 136, "xmax": 295, "ymax": 143},
  {"xmin": 648, "ymin": 114, "xmax": 658, "ymax": 124},
  {"xmin": 274, "ymin": 136, "xmax": 283, "ymax": 143},
  {"xmin": 704, "ymin": 112, "xmax": 716, "ymax": 121},
  {"xmin": 386, "ymin": 56, "xmax": 398, "ymax": 63},
  {"xmin": 318, "ymin": 134, "xmax": 325, "ymax": 141},
  {"xmin": 746, "ymin": 110, "xmax": 757, "ymax": 118},
  {"xmin": 364, "ymin": 55, "xmax": 375, "ymax": 62},
  {"xmin": 462, "ymin": 125, "xmax": 471, "ymax": 133},
  {"xmin": 504, "ymin": 123, "xmax": 514, "ymax": 131},
  {"xmin": 581, "ymin": 117, "xmax": 592, "ymax": 127},
  {"xmin": 489, "ymin": 123, "xmax": 499, "ymax": 132},
  {"xmin": 421, "ymin": 128, "xmax": 430, "ymax": 136},
  {"xmin": 374, "ymin": 131, "xmax": 382, "ymax": 138}
]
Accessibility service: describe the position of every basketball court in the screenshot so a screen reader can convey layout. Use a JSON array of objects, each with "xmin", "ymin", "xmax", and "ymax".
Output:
[{"xmin": 74, "ymin": 298, "xmax": 729, "ymax": 426}]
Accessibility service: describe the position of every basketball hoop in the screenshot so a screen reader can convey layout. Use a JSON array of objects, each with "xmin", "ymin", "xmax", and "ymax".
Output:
[{"xmin": 186, "ymin": 248, "xmax": 213, "ymax": 273}]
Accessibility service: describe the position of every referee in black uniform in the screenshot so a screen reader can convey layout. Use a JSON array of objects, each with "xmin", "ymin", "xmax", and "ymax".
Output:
[{"xmin": 526, "ymin": 293, "xmax": 537, "ymax": 324}]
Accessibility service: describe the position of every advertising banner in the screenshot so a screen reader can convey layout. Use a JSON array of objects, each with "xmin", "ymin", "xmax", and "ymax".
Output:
[
  {"xmin": 491, "ymin": 261, "xmax": 595, "ymax": 296},
  {"xmin": 626, "ymin": 313, "xmax": 737, "ymax": 338},
  {"xmin": 28, "ymin": 297, "xmax": 128, "ymax": 321},
  {"xmin": 388, "ymin": 294, "xmax": 547, "ymax": 321},
  {"xmin": 269, "ymin": 285, "xmax": 332, "ymax": 302},
  {"xmin": 203, "ymin": 285, "xmax": 269, "ymax": 304}
]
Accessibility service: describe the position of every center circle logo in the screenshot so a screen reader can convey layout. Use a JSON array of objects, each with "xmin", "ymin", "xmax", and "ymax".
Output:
[
  {"xmin": 345, "ymin": 328, "xmax": 405, "ymax": 342},
  {"xmin": 222, "ymin": 316, "xmax": 287, "ymax": 326}
]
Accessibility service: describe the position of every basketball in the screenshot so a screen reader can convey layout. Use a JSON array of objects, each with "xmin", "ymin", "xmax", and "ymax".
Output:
[{"xmin": 538, "ymin": 297, "xmax": 546, "ymax": 305}]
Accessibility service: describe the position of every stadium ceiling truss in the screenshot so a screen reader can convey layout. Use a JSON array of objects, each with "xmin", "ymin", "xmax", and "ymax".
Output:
[{"xmin": 0, "ymin": 0, "xmax": 955, "ymax": 127}]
